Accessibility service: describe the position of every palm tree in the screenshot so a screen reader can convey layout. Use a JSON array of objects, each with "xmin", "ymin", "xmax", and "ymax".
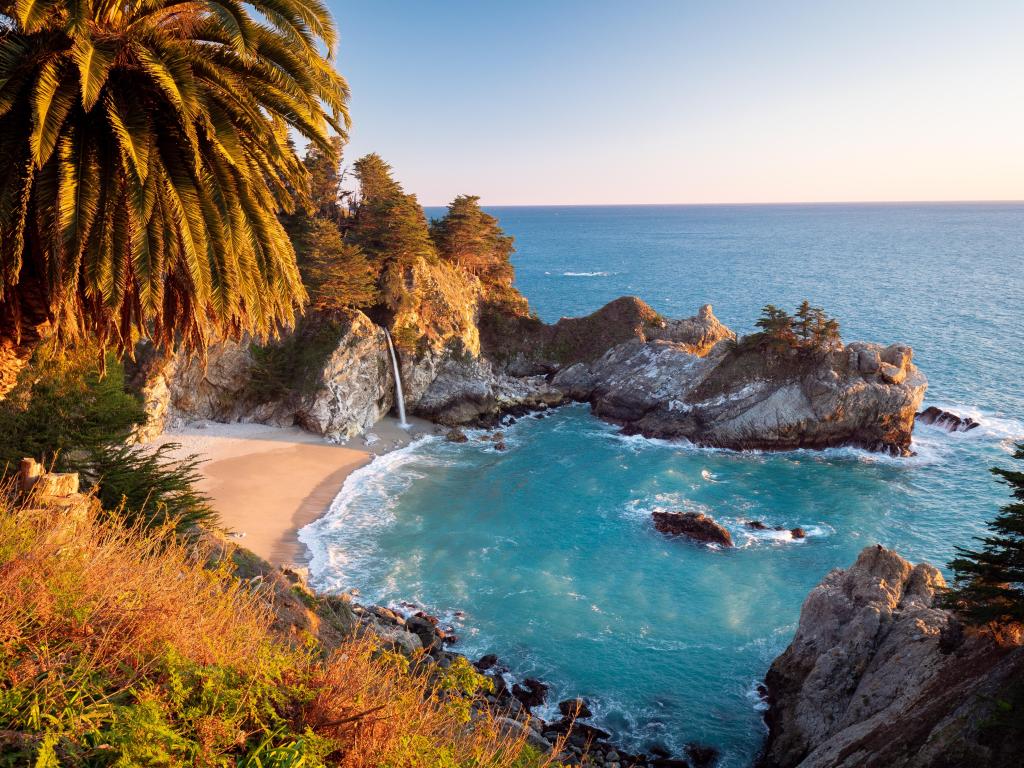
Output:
[{"xmin": 0, "ymin": 0, "xmax": 350, "ymax": 391}]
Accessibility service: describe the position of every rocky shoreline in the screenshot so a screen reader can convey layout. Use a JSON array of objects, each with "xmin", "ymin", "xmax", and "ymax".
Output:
[{"xmin": 236, "ymin": 543, "xmax": 715, "ymax": 768}]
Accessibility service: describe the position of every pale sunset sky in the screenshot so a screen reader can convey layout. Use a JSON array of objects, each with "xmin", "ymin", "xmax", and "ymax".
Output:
[{"xmin": 329, "ymin": 1, "xmax": 1024, "ymax": 206}]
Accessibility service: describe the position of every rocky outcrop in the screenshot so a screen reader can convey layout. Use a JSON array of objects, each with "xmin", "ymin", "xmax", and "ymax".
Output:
[
  {"xmin": 915, "ymin": 406, "xmax": 980, "ymax": 433},
  {"xmin": 652, "ymin": 510, "xmax": 733, "ymax": 547},
  {"xmin": 761, "ymin": 545, "xmax": 1024, "ymax": 768},
  {"xmin": 554, "ymin": 336, "xmax": 927, "ymax": 455},
  {"xmin": 481, "ymin": 298, "xmax": 735, "ymax": 376},
  {"xmin": 412, "ymin": 356, "xmax": 563, "ymax": 426},
  {"xmin": 402, "ymin": 298, "xmax": 731, "ymax": 427}
]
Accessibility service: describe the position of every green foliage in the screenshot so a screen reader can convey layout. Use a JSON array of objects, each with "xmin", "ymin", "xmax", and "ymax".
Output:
[
  {"xmin": 248, "ymin": 317, "xmax": 346, "ymax": 401},
  {"xmin": 285, "ymin": 143, "xmax": 380, "ymax": 313},
  {"xmin": 84, "ymin": 442, "xmax": 215, "ymax": 533},
  {"xmin": 745, "ymin": 301, "xmax": 841, "ymax": 353},
  {"xmin": 0, "ymin": 0, "xmax": 350, "ymax": 356},
  {"xmin": 944, "ymin": 443, "xmax": 1024, "ymax": 625},
  {"xmin": 350, "ymin": 154, "xmax": 437, "ymax": 270},
  {"xmin": 431, "ymin": 656, "xmax": 494, "ymax": 724},
  {"xmin": 0, "ymin": 344, "xmax": 212, "ymax": 532},
  {"xmin": 298, "ymin": 221, "xmax": 379, "ymax": 312},
  {"xmin": 0, "ymin": 346, "xmax": 145, "ymax": 471},
  {"xmin": 430, "ymin": 195, "xmax": 515, "ymax": 289}
]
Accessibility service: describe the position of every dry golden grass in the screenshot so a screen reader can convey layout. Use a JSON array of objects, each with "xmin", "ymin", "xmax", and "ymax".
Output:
[{"xmin": 0, "ymin": 490, "xmax": 557, "ymax": 767}]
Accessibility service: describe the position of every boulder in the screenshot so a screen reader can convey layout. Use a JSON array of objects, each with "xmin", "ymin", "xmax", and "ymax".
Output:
[
  {"xmin": 495, "ymin": 717, "xmax": 551, "ymax": 753},
  {"xmin": 761, "ymin": 545, "xmax": 1024, "ymax": 768},
  {"xmin": 512, "ymin": 677, "xmax": 549, "ymax": 709},
  {"xmin": 652, "ymin": 511, "xmax": 733, "ymax": 547}
]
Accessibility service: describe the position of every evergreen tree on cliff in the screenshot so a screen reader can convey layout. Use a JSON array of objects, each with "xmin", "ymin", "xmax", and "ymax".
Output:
[
  {"xmin": 349, "ymin": 153, "xmax": 436, "ymax": 313},
  {"xmin": 287, "ymin": 143, "xmax": 377, "ymax": 311},
  {"xmin": 431, "ymin": 195, "xmax": 514, "ymax": 288},
  {"xmin": 350, "ymin": 154, "xmax": 435, "ymax": 267},
  {"xmin": 945, "ymin": 443, "xmax": 1024, "ymax": 625},
  {"xmin": 0, "ymin": 0, "xmax": 350, "ymax": 387}
]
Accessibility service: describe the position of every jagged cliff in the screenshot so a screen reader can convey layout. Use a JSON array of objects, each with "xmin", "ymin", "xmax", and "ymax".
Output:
[
  {"xmin": 761, "ymin": 546, "xmax": 1024, "ymax": 768},
  {"xmin": 135, "ymin": 241, "xmax": 927, "ymax": 455}
]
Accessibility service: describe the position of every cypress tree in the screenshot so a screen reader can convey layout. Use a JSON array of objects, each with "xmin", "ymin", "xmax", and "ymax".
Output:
[
  {"xmin": 350, "ymin": 154, "xmax": 436, "ymax": 268},
  {"xmin": 430, "ymin": 195, "xmax": 515, "ymax": 289},
  {"xmin": 944, "ymin": 443, "xmax": 1024, "ymax": 625}
]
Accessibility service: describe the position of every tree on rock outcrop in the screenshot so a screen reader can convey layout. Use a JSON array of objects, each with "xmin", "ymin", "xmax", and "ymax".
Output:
[
  {"xmin": 348, "ymin": 154, "xmax": 437, "ymax": 315},
  {"xmin": 750, "ymin": 301, "xmax": 841, "ymax": 352},
  {"xmin": 944, "ymin": 443, "xmax": 1024, "ymax": 625},
  {"xmin": 287, "ymin": 144, "xmax": 378, "ymax": 312},
  {"xmin": 755, "ymin": 305, "xmax": 796, "ymax": 347},
  {"xmin": 431, "ymin": 196, "xmax": 515, "ymax": 289},
  {"xmin": 350, "ymin": 154, "xmax": 437, "ymax": 269}
]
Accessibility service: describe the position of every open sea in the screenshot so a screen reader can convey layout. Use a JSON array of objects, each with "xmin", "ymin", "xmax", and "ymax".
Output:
[{"xmin": 300, "ymin": 204, "xmax": 1024, "ymax": 766}]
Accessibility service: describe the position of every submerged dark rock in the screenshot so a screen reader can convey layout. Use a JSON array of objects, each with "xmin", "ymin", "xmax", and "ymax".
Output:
[{"xmin": 652, "ymin": 511, "xmax": 733, "ymax": 547}]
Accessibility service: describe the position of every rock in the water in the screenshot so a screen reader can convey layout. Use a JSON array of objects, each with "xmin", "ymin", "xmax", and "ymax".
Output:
[
  {"xmin": 652, "ymin": 511, "xmax": 733, "ymax": 547},
  {"xmin": 512, "ymin": 677, "xmax": 549, "ymax": 709},
  {"xmin": 474, "ymin": 653, "xmax": 499, "ymax": 671},
  {"xmin": 446, "ymin": 428, "xmax": 469, "ymax": 443},
  {"xmin": 746, "ymin": 520, "xmax": 770, "ymax": 530},
  {"xmin": 761, "ymin": 544, "xmax": 1024, "ymax": 768},
  {"xmin": 789, "ymin": 527, "xmax": 806, "ymax": 539},
  {"xmin": 916, "ymin": 405, "xmax": 981, "ymax": 433},
  {"xmin": 686, "ymin": 742, "xmax": 720, "ymax": 768},
  {"xmin": 558, "ymin": 698, "xmax": 594, "ymax": 719}
]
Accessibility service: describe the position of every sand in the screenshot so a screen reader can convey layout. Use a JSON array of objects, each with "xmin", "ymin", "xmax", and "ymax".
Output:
[{"xmin": 154, "ymin": 416, "xmax": 436, "ymax": 566}]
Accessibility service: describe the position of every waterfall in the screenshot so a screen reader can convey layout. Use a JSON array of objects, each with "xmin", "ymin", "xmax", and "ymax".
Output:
[{"xmin": 384, "ymin": 329, "xmax": 410, "ymax": 429}]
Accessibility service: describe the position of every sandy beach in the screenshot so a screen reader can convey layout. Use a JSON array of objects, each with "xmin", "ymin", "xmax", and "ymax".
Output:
[{"xmin": 155, "ymin": 416, "xmax": 435, "ymax": 566}]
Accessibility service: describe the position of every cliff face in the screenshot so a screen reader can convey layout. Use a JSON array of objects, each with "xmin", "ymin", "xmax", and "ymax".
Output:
[
  {"xmin": 134, "ymin": 310, "xmax": 394, "ymax": 442},
  {"xmin": 761, "ymin": 545, "xmax": 1024, "ymax": 768},
  {"xmin": 554, "ymin": 336, "xmax": 926, "ymax": 455},
  {"xmin": 135, "ymin": 246, "xmax": 926, "ymax": 455}
]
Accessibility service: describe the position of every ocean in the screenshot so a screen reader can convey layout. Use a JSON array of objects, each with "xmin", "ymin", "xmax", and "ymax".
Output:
[{"xmin": 300, "ymin": 203, "xmax": 1024, "ymax": 766}]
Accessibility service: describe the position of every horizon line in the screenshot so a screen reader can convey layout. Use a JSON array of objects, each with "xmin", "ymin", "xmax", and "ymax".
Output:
[{"xmin": 420, "ymin": 198, "xmax": 1024, "ymax": 209}]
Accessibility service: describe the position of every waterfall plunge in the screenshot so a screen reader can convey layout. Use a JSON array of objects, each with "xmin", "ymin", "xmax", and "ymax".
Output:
[{"xmin": 384, "ymin": 329, "xmax": 410, "ymax": 429}]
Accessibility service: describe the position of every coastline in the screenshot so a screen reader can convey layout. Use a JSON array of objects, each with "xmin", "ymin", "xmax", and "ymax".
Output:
[{"xmin": 154, "ymin": 416, "xmax": 435, "ymax": 566}]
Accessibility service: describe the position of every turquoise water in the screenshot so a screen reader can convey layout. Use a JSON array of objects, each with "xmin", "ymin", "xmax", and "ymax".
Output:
[{"xmin": 301, "ymin": 204, "xmax": 1024, "ymax": 766}]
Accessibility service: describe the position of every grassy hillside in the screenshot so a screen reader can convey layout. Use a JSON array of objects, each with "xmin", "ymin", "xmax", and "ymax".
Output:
[{"xmin": 0, "ymin": 490, "xmax": 552, "ymax": 767}]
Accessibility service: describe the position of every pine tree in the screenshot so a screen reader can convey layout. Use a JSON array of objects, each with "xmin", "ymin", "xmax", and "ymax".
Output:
[
  {"xmin": 298, "ymin": 221, "xmax": 378, "ymax": 311},
  {"xmin": 350, "ymin": 154, "xmax": 436, "ymax": 268},
  {"xmin": 944, "ymin": 443, "xmax": 1024, "ymax": 625},
  {"xmin": 755, "ymin": 305, "xmax": 795, "ymax": 342},
  {"xmin": 795, "ymin": 300, "xmax": 815, "ymax": 342},
  {"xmin": 430, "ymin": 195, "xmax": 515, "ymax": 288}
]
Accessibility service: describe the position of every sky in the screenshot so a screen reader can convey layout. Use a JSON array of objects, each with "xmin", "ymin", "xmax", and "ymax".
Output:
[{"xmin": 327, "ymin": 1, "xmax": 1024, "ymax": 206}]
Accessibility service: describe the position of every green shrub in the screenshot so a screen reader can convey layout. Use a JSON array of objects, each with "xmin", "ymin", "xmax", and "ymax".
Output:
[
  {"xmin": 0, "ymin": 345, "xmax": 145, "ymax": 471},
  {"xmin": 84, "ymin": 442, "xmax": 216, "ymax": 532},
  {"xmin": 248, "ymin": 318, "xmax": 345, "ymax": 401}
]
